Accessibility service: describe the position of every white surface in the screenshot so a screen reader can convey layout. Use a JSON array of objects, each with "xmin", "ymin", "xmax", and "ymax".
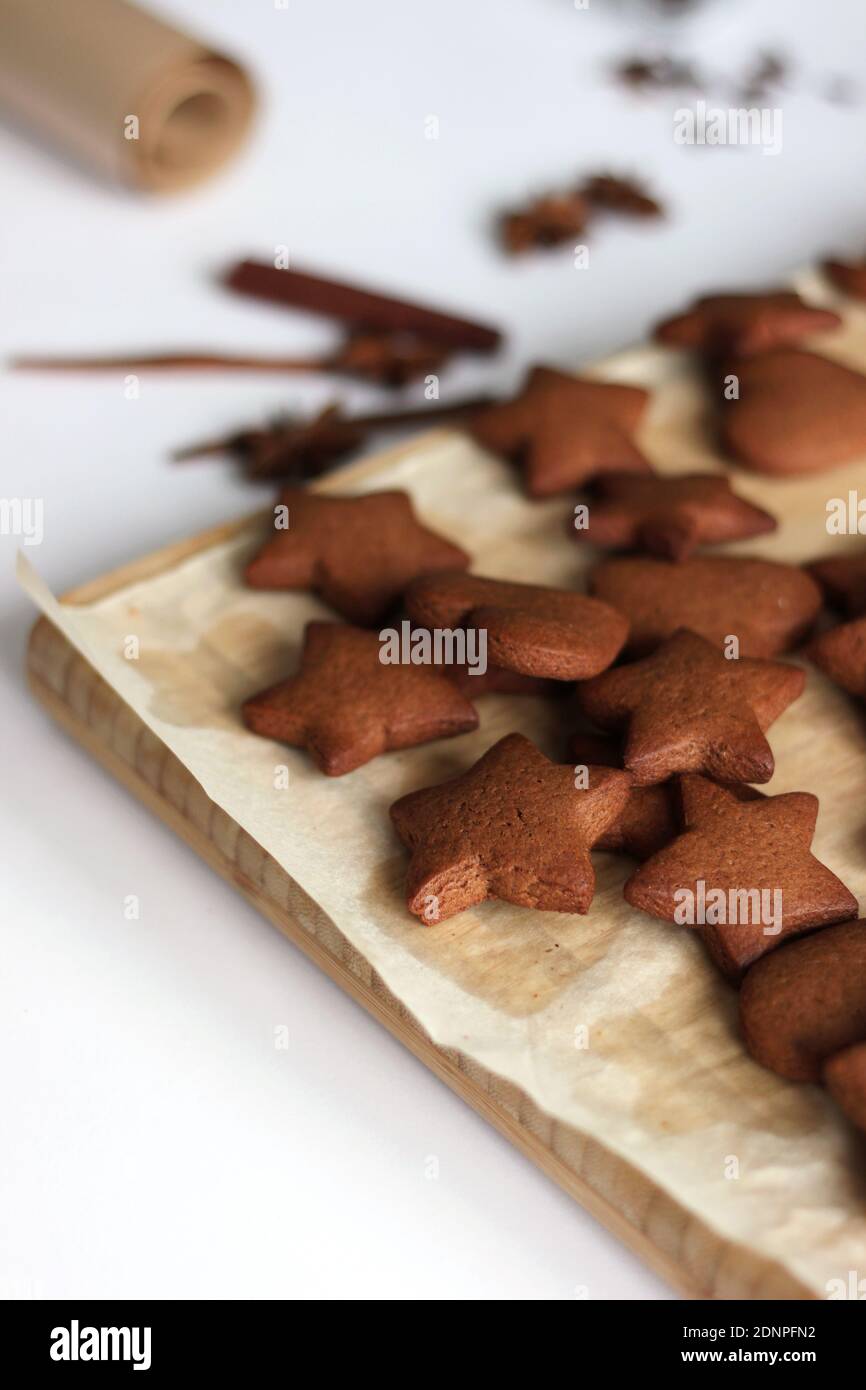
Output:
[{"xmin": 2, "ymin": 0, "xmax": 865, "ymax": 1302}]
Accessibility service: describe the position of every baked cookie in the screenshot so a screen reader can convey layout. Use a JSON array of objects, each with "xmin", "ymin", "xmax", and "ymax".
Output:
[
  {"xmin": 739, "ymin": 920, "xmax": 866, "ymax": 1081},
  {"xmin": 823, "ymin": 1043, "xmax": 866, "ymax": 1133},
  {"xmin": 807, "ymin": 550, "xmax": 866, "ymax": 617},
  {"xmin": 570, "ymin": 729, "xmax": 768, "ymax": 859},
  {"xmin": 807, "ymin": 616, "xmax": 866, "ymax": 699},
  {"xmin": 446, "ymin": 663, "xmax": 557, "ymax": 697},
  {"xmin": 719, "ymin": 350, "xmax": 866, "ymax": 475},
  {"xmin": 390, "ymin": 733, "xmax": 631, "ymax": 923},
  {"xmin": 242, "ymin": 621, "xmax": 478, "ymax": 775},
  {"xmin": 245, "ymin": 490, "xmax": 469, "ymax": 626},
  {"xmin": 469, "ymin": 365, "xmax": 652, "ymax": 497},
  {"xmin": 589, "ymin": 555, "xmax": 821, "ymax": 657},
  {"xmin": 405, "ymin": 571, "xmax": 629, "ymax": 680},
  {"xmin": 576, "ymin": 629, "xmax": 805, "ymax": 785},
  {"xmin": 571, "ymin": 730, "xmax": 677, "ymax": 860},
  {"xmin": 574, "ymin": 470, "xmax": 776, "ymax": 562},
  {"xmin": 654, "ymin": 291, "xmax": 841, "ymax": 357},
  {"xmin": 625, "ymin": 775, "xmax": 858, "ymax": 980}
]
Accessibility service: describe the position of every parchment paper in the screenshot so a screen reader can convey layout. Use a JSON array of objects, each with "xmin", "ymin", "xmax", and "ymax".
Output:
[
  {"xmin": 20, "ymin": 270, "xmax": 866, "ymax": 1297},
  {"xmin": 0, "ymin": 0, "xmax": 255, "ymax": 192}
]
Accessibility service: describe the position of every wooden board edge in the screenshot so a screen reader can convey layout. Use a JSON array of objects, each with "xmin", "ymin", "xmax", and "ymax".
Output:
[{"xmin": 25, "ymin": 615, "xmax": 818, "ymax": 1303}]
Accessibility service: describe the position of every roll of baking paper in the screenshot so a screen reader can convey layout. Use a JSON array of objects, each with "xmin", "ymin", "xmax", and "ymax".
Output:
[{"xmin": 0, "ymin": 0, "xmax": 256, "ymax": 192}]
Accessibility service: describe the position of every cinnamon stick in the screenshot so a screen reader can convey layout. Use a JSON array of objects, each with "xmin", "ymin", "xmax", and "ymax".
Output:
[
  {"xmin": 224, "ymin": 259, "xmax": 502, "ymax": 353},
  {"xmin": 11, "ymin": 330, "xmax": 453, "ymax": 387}
]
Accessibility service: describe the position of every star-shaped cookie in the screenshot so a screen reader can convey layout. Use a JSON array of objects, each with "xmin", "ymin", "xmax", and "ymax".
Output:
[
  {"xmin": 577, "ymin": 629, "xmax": 805, "ymax": 785},
  {"xmin": 570, "ymin": 730, "xmax": 678, "ymax": 859},
  {"xmin": 575, "ymin": 470, "xmax": 776, "ymax": 561},
  {"xmin": 807, "ymin": 616, "xmax": 866, "ymax": 699},
  {"xmin": 570, "ymin": 727, "xmax": 767, "ymax": 859},
  {"xmin": 242, "ymin": 621, "xmax": 478, "ymax": 775},
  {"xmin": 589, "ymin": 555, "xmax": 821, "ymax": 657},
  {"xmin": 404, "ymin": 571, "xmax": 629, "ymax": 679},
  {"xmin": 390, "ymin": 733, "xmax": 631, "ymax": 923},
  {"xmin": 719, "ymin": 350, "xmax": 866, "ymax": 475},
  {"xmin": 807, "ymin": 550, "xmax": 866, "ymax": 617},
  {"xmin": 654, "ymin": 291, "xmax": 841, "ymax": 357},
  {"xmin": 245, "ymin": 489, "xmax": 469, "ymax": 626},
  {"xmin": 469, "ymin": 365, "xmax": 652, "ymax": 497},
  {"xmin": 739, "ymin": 919, "xmax": 866, "ymax": 1081},
  {"xmin": 625, "ymin": 775, "xmax": 858, "ymax": 979}
]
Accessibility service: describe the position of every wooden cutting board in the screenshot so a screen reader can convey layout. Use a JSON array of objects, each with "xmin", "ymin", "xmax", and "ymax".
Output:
[
  {"xmin": 27, "ymin": 609, "xmax": 814, "ymax": 1302},
  {"xmin": 24, "ymin": 271, "xmax": 866, "ymax": 1301}
]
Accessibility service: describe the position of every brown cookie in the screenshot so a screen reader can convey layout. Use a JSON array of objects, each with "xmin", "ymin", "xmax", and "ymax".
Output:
[
  {"xmin": 824, "ymin": 257, "xmax": 866, "ymax": 300},
  {"xmin": 654, "ymin": 291, "xmax": 841, "ymax": 357},
  {"xmin": 575, "ymin": 470, "xmax": 776, "ymax": 562},
  {"xmin": 242, "ymin": 621, "xmax": 478, "ymax": 775},
  {"xmin": 390, "ymin": 733, "xmax": 631, "ymax": 923},
  {"xmin": 404, "ymin": 571, "xmax": 629, "ymax": 680},
  {"xmin": 589, "ymin": 555, "xmax": 821, "ymax": 657},
  {"xmin": 576, "ymin": 629, "xmax": 804, "ymax": 786},
  {"xmin": 570, "ymin": 729, "xmax": 767, "ymax": 859},
  {"xmin": 625, "ymin": 775, "xmax": 858, "ymax": 980},
  {"xmin": 245, "ymin": 489, "xmax": 469, "ymax": 626},
  {"xmin": 739, "ymin": 920, "xmax": 866, "ymax": 1081},
  {"xmin": 570, "ymin": 729, "xmax": 676, "ymax": 859},
  {"xmin": 806, "ymin": 550, "xmax": 866, "ymax": 617},
  {"xmin": 447, "ymin": 663, "xmax": 557, "ymax": 698},
  {"xmin": 719, "ymin": 350, "xmax": 866, "ymax": 475},
  {"xmin": 823, "ymin": 1043, "xmax": 866, "ymax": 1133},
  {"xmin": 807, "ymin": 616, "xmax": 866, "ymax": 699},
  {"xmin": 469, "ymin": 366, "xmax": 652, "ymax": 498}
]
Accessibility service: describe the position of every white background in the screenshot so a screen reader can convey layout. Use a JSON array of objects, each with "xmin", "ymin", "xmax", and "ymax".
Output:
[{"xmin": 3, "ymin": 0, "xmax": 866, "ymax": 1301}]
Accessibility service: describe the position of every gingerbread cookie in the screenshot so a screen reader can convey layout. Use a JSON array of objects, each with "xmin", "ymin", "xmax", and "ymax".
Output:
[
  {"xmin": 390, "ymin": 733, "xmax": 631, "ymax": 923},
  {"xmin": 405, "ymin": 571, "xmax": 629, "ymax": 680},
  {"xmin": 823, "ymin": 1043, "xmax": 866, "ymax": 1133},
  {"xmin": 807, "ymin": 616, "xmax": 866, "ymax": 699},
  {"xmin": 447, "ymin": 663, "xmax": 556, "ymax": 697},
  {"xmin": 719, "ymin": 350, "xmax": 866, "ymax": 475},
  {"xmin": 739, "ymin": 920, "xmax": 866, "ymax": 1081},
  {"xmin": 576, "ymin": 629, "xmax": 804, "ymax": 786},
  {"xmin": 574, "ymin": 470, "xmax": 776, "ymax": 562},
  {"xmin": 571, "ymin": 731, "xmax": 677, "ymax": 860},
  {"xmin": 807, "ymin": 550, "xmax": 866, "ymax": 617},
  {"xmin": 654, "ymin": 291, "xmax": 841, "ymax": 357},
  {"xmin": 245, "ymin": 490, "xmax": 469, "ymax": 626},
  {"xmin": 469, "ymin": 366, "xmax": 652, "ymax": 498},
  {"xmin": 588, "ymin": 555, "xmax": 821, "ymax": 657},
  {"xmin": 242, "ymin": 621, "xmax": 478, "ymax": 775},
  {"xmin": 625, "ymin": 775, "xmax": 858, "ymax": 980},
  {"xmin": 571, "ymin": 726, "xmax": 769, "ymax": 859}
]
